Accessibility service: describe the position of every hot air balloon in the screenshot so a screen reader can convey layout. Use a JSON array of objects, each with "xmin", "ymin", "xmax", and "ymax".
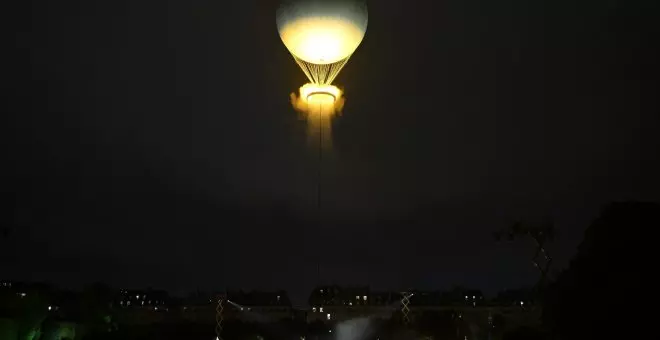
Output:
[{"xmin": 277, "ymin": 0, "xmax": 368, "ymax": 87}]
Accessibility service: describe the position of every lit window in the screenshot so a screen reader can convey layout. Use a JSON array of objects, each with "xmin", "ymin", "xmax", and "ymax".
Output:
[
  {"xmin": 356, "ymin": 295, "xmax": 359, "ymax": 300},
  {"xmin": 465, "ymin": 295, "xmax": 468, "ymax": 299},
  {"xmin": 48, "ymin": 306, "xmax": 52, "ymax": 311},
  {"xmin": 473, "ymin": 296, "xmax": 475, "ymax": 299},
  {"xmin": 20, "ymin": 293, "xmax": 26, "ymax": 297},
  {"xmin": 363, "ymin": 295, "xmax": 367, "ymax": 301},
  {"xmin": 142, "ymin": 301, "xmax": 145, "ymax": 305},
  {"xmin": 327, "ymin": 313, "xmax": 331, "ymax": 320},
  {"xmin": 320, "ymin": 289, "xmax": 324, "ymax": 293},
  {"xmin": 349, "ymin": 302, "xmax": 352, "ymax": 306},
  {"xmin": 155, "ymin": 307, "xmax": 158, "ymax": 311},
  {"xmin": 277, "ymin": 295, "xmax": 281, "ymax": 301},
  {"xmin": 320, "ymin": 307, "xmax": 324, "ymax": 313},
  {"xmin": 312, "ymin": 307, "xmax": 317, "ymax": 312},
  {"xmin": 520, "ymin": 301, "xmax": 524, "ymax": 306}
]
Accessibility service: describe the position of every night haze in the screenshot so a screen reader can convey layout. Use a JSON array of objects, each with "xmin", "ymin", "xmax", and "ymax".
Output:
[{"xmin": 3, "ymin": 0, "xmax": 659, "ymax": 311}]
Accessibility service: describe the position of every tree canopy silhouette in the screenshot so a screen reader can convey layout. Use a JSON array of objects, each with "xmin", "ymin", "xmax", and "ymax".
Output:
[{"xmin": 543, "ymin": 201, "xmax": 657, "ymax": 340}]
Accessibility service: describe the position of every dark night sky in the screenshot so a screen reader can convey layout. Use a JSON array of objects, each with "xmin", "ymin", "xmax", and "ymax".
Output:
[{"xmin": 3, "ymin": 0, "xmax": 659, "ymax": 305}]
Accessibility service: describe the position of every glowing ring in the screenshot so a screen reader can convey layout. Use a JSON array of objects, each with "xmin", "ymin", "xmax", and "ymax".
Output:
[{"xmin": 305, "ymin": 91, "xmax": 337, "ymax": 102}]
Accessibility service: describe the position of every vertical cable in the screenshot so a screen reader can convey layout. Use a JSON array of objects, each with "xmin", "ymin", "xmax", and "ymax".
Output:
[{"xmin": 317, "ymin": 100, "xmax": 323, "ymax": 284}]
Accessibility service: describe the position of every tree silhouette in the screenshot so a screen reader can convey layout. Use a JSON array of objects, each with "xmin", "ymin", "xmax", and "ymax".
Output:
[
  {"xmin": 543, "ymin": 202, "xmax": 657, "ymax": 340},
  {"xmin": 494, "ymin": 220, "xmax": 555, "ymax": 294}
]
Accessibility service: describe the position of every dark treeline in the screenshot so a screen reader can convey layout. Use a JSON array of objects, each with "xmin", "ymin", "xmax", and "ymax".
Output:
[{"xmin": 1, "ymin": 201, "xmax": 655, "ymax": 340}]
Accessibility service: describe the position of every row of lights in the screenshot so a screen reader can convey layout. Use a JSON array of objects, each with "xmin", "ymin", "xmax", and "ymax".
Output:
[
  {"xmin": 318, "ymin": 290, "xmax": 368, "ymax": 300},
  {"xmin": 120, "ymin": 300, "xmax": 165, "ymax": 306},
  {"xmin": 123, "ymin": 293, "xmax": 167, "ymax": 303},
  {"xmin": 118, "ymin": 303, "xmax": 165, "ymax": 311},
  {"xmin": 127, "ymin": 294, "xmax": 155, "ymax": 300},
  {"xmin": 314, "ymin": 295, "xmax": 368, "ymax": 309}
]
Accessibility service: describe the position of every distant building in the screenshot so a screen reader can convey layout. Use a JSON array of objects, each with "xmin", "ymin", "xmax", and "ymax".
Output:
[
  {"xmin": 462, "ymin": 290, "xmax": 485, "ymax": 307},
  {"xmin": 305, "ymin": 286, "xmax": 523, "ymax": 324},
  {"xmin": 308, "ymin": 285, "xmax": 370, "ymax": 307},
  {"xmin": 307, "ymin": 286, "xmax": 397, "ymax": 322},
  {"xmin": 117, "ymin": 289, "xmax": 171, "ymax": 310}
]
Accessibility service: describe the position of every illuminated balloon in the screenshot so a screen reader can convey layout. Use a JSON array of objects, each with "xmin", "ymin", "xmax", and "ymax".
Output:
[{"xmin": 277, "ymin": 0, "xmax": 368, "ymax": 85}]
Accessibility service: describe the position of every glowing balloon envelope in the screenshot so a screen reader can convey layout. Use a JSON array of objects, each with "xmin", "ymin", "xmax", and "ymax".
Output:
[{"xmin": 277, "ymin": 0, "xmax": 368, "ymax": 85}]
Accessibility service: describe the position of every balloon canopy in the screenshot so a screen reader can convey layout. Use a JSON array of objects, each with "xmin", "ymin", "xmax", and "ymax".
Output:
[{"xmin": 277, "ymin": 0, "xmax": 368, "ymax": 85}]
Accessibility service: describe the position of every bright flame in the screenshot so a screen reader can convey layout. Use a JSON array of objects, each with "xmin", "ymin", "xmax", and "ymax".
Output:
[
  {"xmin": 300, "ymin": 84, "xmax": 342, "ymax": 103},
  {"xmin": 290, "ymin": 84, "xmax": 345, "ymax": 150},
  {"xmin": 291, "ymin": 84, "xmax": 344, "ymax": 117}
]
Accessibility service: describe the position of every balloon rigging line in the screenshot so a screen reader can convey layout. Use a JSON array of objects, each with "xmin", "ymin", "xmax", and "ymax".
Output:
[{"xmin": 294, "ymin": 55, "xmax": 352, "ymax": 85}]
